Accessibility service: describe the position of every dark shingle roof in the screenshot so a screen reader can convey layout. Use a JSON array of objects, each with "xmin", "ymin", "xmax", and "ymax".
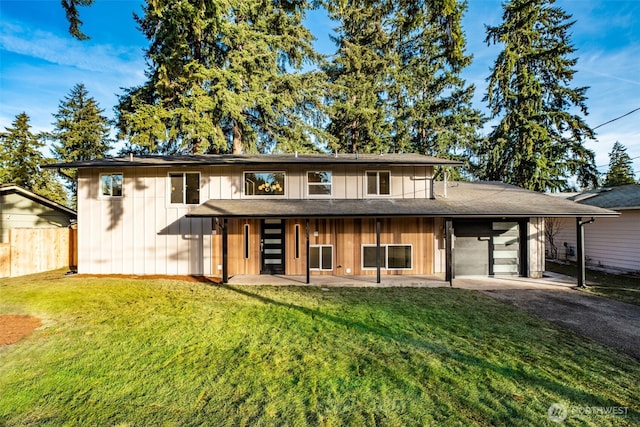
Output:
[
  {"xmin": 44, "ymin": 153, "xmax": 463, "ymax": 169},
  {"xmin": 568, "ymin": 184, "xmax": 640, "ymax": 210},
  {"xmin": 187, "ymin": 181, "xmax": 617, "ymax": 218}
]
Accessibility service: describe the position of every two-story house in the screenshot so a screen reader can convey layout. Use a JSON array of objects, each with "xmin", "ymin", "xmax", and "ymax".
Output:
[{"xmin": 47, "ymin": 153, "xmax": 616, "ymax": 283}]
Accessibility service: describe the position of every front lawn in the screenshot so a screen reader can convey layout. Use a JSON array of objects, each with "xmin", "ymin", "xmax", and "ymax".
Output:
[{"xmin": 1, "ymin": 271, "xmax": 638, "ymax": 426}]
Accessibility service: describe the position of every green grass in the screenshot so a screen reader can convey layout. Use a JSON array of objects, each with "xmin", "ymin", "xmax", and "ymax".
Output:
[
  {"xmin": 546, "ymin": 260, "xmax": 640, "ymax": 306},
  {"xmin": 1, "ymin": 270, "xmax": 639, "ymax": 426}
]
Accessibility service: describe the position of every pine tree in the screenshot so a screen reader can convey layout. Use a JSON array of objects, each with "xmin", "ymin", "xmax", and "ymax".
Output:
[
  {"xmin": 477, "ymin": 0, "xmax": 598, "ymax": 192},
  {"xmin": 49, "ymin": 83, "xmax": 112, "ymax": 206},
  {"xmin": 61, "ymin": 0, "xmax": 94, "ymax": 40},
  {"xmin": 0, "ymin": 113, "xmax": 68, "ymax": 206},
  {"xmin": 603, "ymin": 141, "xmax": 636, "ymax": 187},
  {"xmin": 115, "ymin": 0, "xmax": 327, "ymax": 155},
  {"xmin": 324, "ymin": 0, "xmax": 482, "ymax": 171}
]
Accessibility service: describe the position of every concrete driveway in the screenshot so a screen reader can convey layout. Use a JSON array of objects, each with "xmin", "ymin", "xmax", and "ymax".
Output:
[{"xmin": 457, "ymin": 279, "xmax": 640, "ymax": 361}]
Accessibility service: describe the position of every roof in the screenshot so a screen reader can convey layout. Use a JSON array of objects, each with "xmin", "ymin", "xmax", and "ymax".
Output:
[
  {"xmin": 187, "ymin": 181, "xmax": 618, "ymax": 218},
  {"xmin": 0, "ymin": 184, "xmax": 77, "ymax": 217},
  {"xmin": 567, "ymin": 184, "xmax": 640, "ymax": 210},
  {"xmin": 43, "ymin": 153, "xmax": 463, "ymax": 169}
]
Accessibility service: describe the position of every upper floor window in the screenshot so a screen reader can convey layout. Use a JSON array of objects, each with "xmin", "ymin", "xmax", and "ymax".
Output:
[
  {"xmin": 307, "ymin": 171, "xmax": 332, "ymax": 196},
  {"xmin": 100, "ymin": 173, "xmax": 123, "ymax": 197},
  {"xmin": 244, "ymin": 172, "xmax": 285, "ymax": 196},
  {"xmin": 366, "ymin": 171, "xmax": 390, "ymax": 196},
  {"xmin": 170, "ymin": 172, "xmax": 200, "ymax": 204}
]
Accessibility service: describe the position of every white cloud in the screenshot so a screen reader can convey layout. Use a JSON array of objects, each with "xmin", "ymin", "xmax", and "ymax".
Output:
[{"xmin": 0, "ymin": 21, "xmax": 144, "ymax": 76}]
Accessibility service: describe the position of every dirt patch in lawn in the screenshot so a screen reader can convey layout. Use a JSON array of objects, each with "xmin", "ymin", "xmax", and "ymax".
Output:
[
  {"xmin": 72, "ymin": 274, "xmax": 222, "ymax": 284},
  {"xmin": 0, "ymin": 315, "xmax": 42, "ymax": 346}
]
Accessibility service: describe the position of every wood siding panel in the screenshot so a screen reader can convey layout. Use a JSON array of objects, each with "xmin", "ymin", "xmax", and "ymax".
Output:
[
  {"xmin": 284, "ymin": 218, "xmax": 434, "ymax": 276},
  {"xmin": 211, "ymin": 219, "xmax": 261, "ymax": 276}
]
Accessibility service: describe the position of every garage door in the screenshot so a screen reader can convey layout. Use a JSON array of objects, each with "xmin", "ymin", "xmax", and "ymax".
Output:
[{"xmin": 453, "ymin": 221, "xmax": 520, "ymax": 276}]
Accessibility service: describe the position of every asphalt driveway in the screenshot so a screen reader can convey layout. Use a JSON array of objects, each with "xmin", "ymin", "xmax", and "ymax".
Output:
[{"xmin": 478, "ymin": 287, "xmax": 640, "ymax": 360}]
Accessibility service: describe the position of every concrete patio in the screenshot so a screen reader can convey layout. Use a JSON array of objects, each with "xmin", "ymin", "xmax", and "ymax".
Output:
[{"xmin": 224, "ymin": 272, "xmax": 578, "ymax": 290}]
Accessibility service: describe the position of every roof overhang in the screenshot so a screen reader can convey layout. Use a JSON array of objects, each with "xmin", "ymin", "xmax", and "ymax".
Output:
[
  {"xmin": 187, "ymin": 197, "xmax": 619, "ymax": 219},
  {"xmin": 188, "ymin": 182, "xmax": 620, "ymax": 219},
  {"xmin": 43, "ymin": 153, "xmax": 463, "ymax": 169}
]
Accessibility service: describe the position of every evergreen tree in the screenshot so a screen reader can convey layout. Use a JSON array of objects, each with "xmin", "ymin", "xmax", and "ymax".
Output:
[
  {"xmin": 0, "ymin": 113, "xmax": 68, "ymax": 206},
  {"xmin": 61, "ymin": 0, "xmax": 94, "ymax": 40},
  {"xmin": 477, "ymin": 0, "xmax": 598, "ymax": 192},
  {"xmin": 603, "ymin": 141, "xmax": 636, "ymax": 187},
  {"xmin": 116, "ymin": 0, "xmax": 327, "ymax": 155},
  {"xmin": 49, "ymin": 83, "xmax": 112, "ymax": 206},
  {"xmin": 324, "ymin": 0, "xmax": 482, "ymax": 172}
]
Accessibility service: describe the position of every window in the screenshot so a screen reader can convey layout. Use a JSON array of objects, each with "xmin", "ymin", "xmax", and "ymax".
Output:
[
  {"xmin": 170, "ymin": 172, "xmax": 200, "ymax": 204},
  {"xmin": 310, "ymin": 245, "xmax": 333, "ymax": 270},
  {"xmin": 244, "ymin": 172, "xmax": 285, "ymax": 196},
  {"xmin": 362, "ymin": 245, "xmax": 412, "ymax": 269},
  {"xmin": 307, "ymin": 171, "xmax": 332, "ymax": 196},
  {"xmin": 366, "ymin": 171, "xmax": 390, "ymax": 195},
  {"xmin": 243, "ymin": 224, "xmax": 250, "ymax": 259},
  {"xmin": 101, "ymin": 173, "xmax": 123, "ymax": 197},
  {"xmin": 294, "ymin": 224, "xmax": 300, "ymax": 259}
]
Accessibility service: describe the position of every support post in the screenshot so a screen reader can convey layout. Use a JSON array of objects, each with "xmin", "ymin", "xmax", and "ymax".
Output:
[
  {"xmin": 376, "ymin": 218, "xmax": 381, "ymax": 284},
  {"xmin": 222, "ymin": 218, "xmax": 228, "ymax": 284},
  {"xmin": 306, "ymin": 218, "xmax": 310, "ymax": 284},
  {"xmin": 445, "ymin": 219, "xmax": 453, "ymax": 286},
  {"xmin": 576, "ymin": 217, "xmax": 595, "ymax": 288}
]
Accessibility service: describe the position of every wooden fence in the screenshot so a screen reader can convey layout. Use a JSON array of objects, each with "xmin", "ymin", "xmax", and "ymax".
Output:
[{"xmin": 0, "ymin": 227, "xmax": 77, "ymax": 278}]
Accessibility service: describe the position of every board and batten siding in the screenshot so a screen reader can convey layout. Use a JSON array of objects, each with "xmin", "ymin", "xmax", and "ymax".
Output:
[
  {"xmin": 552, "ymin": 210, "xmax": 640, "ymax": 272},
  {"xmin": 77, "ymin": 167, "xmax": 212, "ymax": 275},
  {"xmin": 202, "ymin": 164, "xmax": 434, "ymax": 200}
]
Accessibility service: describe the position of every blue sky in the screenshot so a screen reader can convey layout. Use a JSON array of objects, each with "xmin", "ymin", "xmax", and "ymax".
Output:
[{"xmin": 1, "ymin": 0, "xmax": 639, "ymax": 180}]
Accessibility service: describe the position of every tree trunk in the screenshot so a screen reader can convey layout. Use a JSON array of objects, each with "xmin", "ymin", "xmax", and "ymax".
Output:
[{"xmin": 232, "ymin": 121, "xmax": 243, "ymax": 154}]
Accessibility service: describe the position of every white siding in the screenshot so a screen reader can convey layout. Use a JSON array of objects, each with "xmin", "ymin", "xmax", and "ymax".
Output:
[
  {"xmin": 78, "ymin": 167, "xmax": 212, "ymax": 275},
  {"xmin": 551, "ymin": 211, "xmax": 640, "ymax": 273}
]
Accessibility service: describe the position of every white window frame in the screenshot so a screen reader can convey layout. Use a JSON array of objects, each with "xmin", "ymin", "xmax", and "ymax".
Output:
[
  {"xmin": 309, "ymin": 244, "xmax": 333, "ymax": 271},
  {"xmin": 361, "ymin": 244, "xmax": 413, "ymax": 270},
  {"xmin": 99, "ymin": 173, "xmax": 123, "ymax": 198},
  {"xmin": 168, "ymin": 172, "xmax": 201, "ymax": 205},
  {"xmin": 306, "ymin": 170, "xmax": 333, "ymax": 198},
  {"xmin": 365, "ymin": 170, "xmax": 391, "ymax": 196},
  {"xmin": 243, "ymin": 171, "xmax": 286, "ymax": 198}
]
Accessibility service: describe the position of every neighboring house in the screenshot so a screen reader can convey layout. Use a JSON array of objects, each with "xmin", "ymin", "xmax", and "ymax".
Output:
[
  {"xmin": 0, "ymin": 184, "xmax": 76, "ymax": 242},
  {"xmin": 550, "ymin": 184, "xmax": 640, "ymax": 273},
  {"xmin": 45, "ymin": 154, "xmax": 616, "ymax": 283}
]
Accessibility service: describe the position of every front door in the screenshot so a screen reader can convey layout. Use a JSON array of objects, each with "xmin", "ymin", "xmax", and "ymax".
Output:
[{"xmin": 260, "ymin": 219, "xmax": 285, "ymax": 274}]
